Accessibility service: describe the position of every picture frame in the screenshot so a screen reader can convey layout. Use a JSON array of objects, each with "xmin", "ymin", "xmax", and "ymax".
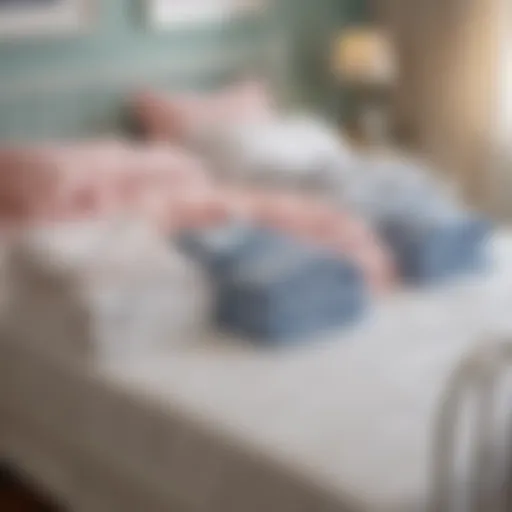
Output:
[
  {"xmin": 147, "ymin": 0, "xmax": 263, "ymax": 29},
  {"xmin": 0, "ymin": 0, "xmax": 93, "ymax": 39}
]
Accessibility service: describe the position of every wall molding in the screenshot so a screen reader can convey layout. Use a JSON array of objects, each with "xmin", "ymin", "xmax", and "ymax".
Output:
[{"xmin": 0, "ymin": 43, "xmax": 267, "ymax": 103}]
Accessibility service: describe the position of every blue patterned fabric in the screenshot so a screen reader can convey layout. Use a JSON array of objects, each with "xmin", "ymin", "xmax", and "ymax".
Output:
[
  {"xmin": 337, "ymin": 157, "xmax": 492, "ymax": 284},
  {"xmin": 379, "ymin": 210, "xmax": 491, "ymax": 283},
  {"xmin": 178, "ymin": 222, "xmax": 281, "ymax": 277},
  {"xmin": 179, "ymin": 223, "xmax": 368, "ymax": 343}
]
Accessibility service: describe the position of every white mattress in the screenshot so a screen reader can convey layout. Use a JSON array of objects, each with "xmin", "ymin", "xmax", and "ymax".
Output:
[{"xmin": 3, "ymin": 234, "xmax": 512, "ymax": 512}]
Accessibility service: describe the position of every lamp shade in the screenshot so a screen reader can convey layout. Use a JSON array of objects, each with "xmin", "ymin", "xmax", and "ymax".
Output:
[{"xmin": 332, "ymin": 27, "xmax": 397, "ymax": 86}]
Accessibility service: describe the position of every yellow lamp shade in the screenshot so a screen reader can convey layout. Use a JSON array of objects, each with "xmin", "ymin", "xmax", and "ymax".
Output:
[{"xmin": 332, "ymin": 27, "xmax": 397, "ymax": 86}]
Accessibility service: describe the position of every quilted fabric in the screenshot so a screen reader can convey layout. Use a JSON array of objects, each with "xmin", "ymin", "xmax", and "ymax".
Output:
[
  {"xmin": 241, "ymin": 191, "xmax": 395, "ymax": 292},
  {"xmin": 0, "ymin": 142, "xmax": 211, "ymax": 228},
  {"xmin": 379, "ymin": 208, "xmax": 491, "ymax": 283},
  {"xmin": 337, "ymin": 156, "xmax": 492, "ymax": 284},
  {"xmin": 4, "ymin": 220, "xmax": 212, "ymax": 359},
  {"xmin": 177, "ymin": 189, "xmax": 395, "ymax": 293},
  {"xmin": 181, "ymin": 224, "xmax": 367, "ymax": 343}
]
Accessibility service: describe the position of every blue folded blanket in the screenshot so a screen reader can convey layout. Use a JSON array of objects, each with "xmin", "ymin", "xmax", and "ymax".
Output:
[
  {"xmin": 179, "ymin": 224, "xmax": 367, "ymax": 343},
  {"xmin": 377, "ymin": 205, "xmax": 491, "ymax": 284},
  {"xmin": 337, "ymin": 158, "xmax": 492, "ymax": 284},
  {"xmin": 178, "ymin": 221, "xmax": 282, "ymax": 276}
]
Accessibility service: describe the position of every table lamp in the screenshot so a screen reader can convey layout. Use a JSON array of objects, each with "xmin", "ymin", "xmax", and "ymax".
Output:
[{"xmin": 332, "ymin": 26, "xmax": 397, "ymax": 144}]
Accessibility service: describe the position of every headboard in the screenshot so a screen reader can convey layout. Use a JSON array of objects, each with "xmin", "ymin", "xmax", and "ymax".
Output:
[{"xmin": 0, "ymin": 1, "xmax": 290, "ymax": 141}]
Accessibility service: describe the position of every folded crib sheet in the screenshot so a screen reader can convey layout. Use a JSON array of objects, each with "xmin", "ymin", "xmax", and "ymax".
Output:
[
  {"xmin": 0, "ymin": 142, "xmax": 211, "ymax": 229},
  {"xmin": 4, "ymin": 220, "xmax": 212, "ymax": 359},
  {"xmin": 179, "ymin": 220, "xmax": 271, "ymax": 276},
  {"xmin": 200, "ymin": 190, "xmax": 395, "ymax": 293},
  {"xmin": 337, "ymin": 155, "xmax": 448, "ymax": 220},
  {"xmin": 337, "ymin": 156, "xmax": 492, "ymax": 284},
  {"xmin": 180, "ymin": 224, "xmax": 367, "ymax": 343},
  {"xmin": 379, "ymin": 207, "xmax": 491, "ymax": 283}
]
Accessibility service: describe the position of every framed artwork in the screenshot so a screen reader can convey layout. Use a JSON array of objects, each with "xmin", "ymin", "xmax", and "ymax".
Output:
[
  {"xmin": 0, "ymin": 0, "xmax": 93, "ymax": 38},
  {"xmin": 147, "ymin": 0, "xmax": 264, "ymax": 29}
]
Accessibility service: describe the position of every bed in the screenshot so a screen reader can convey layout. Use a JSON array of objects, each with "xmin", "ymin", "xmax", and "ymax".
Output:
[
  {"xmin": 1, "ymin": 230, "xmax": 512, "ymax": 512},
  {"xmin": 1, "ymin": 19, "xmax": 511, "ymax": 510}
]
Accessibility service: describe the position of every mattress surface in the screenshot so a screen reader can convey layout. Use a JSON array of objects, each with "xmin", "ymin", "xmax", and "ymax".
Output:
[
  {"xmin": 3, "ymin": 233, "xmax": 512, "ymax": 512},
  {"xmin": 94, "ymin": 233, "xmax": 512, "ymax": 511}
]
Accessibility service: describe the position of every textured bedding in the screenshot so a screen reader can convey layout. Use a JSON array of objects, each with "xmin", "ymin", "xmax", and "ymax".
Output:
[
  {"xmin": 179, "ymin": 196, "xmax": 394, "ymax": 293},
  {"xmin": 336, "ymin": 155, "xmax": 491, "ymax": 284},
  {"xmin": 2, "ymin": 232, "xmax": 512, "ymax": 512},
  {"xmin": 181, "ymin": 224, "xmax": 368, "ymax": 342},
  {"xmin": 133, "ymin": 83, "xmax": 354, "ymax": 192},
  {"xmin": 3, "ymin": 220, "xmax": 212, "ymax": 360},
  {"xmin": 0, "ymin": 142, "xmax": 211, "ymax": 228}
]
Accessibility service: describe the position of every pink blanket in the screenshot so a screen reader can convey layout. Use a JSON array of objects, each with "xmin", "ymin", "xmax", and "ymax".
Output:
[
  {"xmin": 133, "ymin": 80, "xmax": 274, "ymax": 143},
  {"xmin": 0, "ymin": 143, "xmax": 394, "ymax": 291},
  {"xmin": 240, "ymin": 191, "xmax": 395, "ymax": 292},
  {"xmin": 161, "ymin": 189, "xmax": 395, "ymax": 292},
  {"xmin": 0, "ymin": 141, "xmax": 211, "ymax": 228}
]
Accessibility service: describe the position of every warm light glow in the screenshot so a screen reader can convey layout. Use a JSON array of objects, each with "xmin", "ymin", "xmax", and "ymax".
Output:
[{"xmin": 332, "ymin": 27, "xmax": 397, "ymax": 85}]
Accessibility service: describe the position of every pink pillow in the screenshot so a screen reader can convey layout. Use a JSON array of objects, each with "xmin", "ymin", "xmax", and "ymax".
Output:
[{"xmin": 133, "ymin": 80, "xmax": 274, "ymax": 143}]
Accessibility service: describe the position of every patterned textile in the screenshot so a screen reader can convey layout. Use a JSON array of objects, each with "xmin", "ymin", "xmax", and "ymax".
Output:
[
  {"xmin": 0, "ymin": 142, "xmax": 392, "ymax": 292},
  {"xmin": 337, "ymin": 156, "xmax": 451, "ymax": 223},
  {"xmin": 177, "ymin": 189, "xmax": 395, "ymax": 293},
  {"xmin": 133, "ymin": 81, "xmax": 274, "ymax": 144},
  {"xmin": 0, "ymin": 142, "xmax": 211, "ymax": 228},
  {"xmin": 379, "ymin": 207, "xmax": 491, "ymax": 283},
  {"xmin": 4, "ymin": 220, "xmax": 212, "ymax": 359},
  {"xmin": 239, "ymin": 190, "xmax": 395, "ymax": 292},
  {"xmin": 180, "ymin": 224, "xmax": 367, "ymax": 342},
  {"xmin": 337, "ymin": 156, "xmax": 492, "ymax": 283}
]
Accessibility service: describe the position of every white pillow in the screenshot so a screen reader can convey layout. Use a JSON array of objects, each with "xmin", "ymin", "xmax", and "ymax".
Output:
[{"xmin": 194, "ymin": 114, "xmax": 356, "ymax": 191}]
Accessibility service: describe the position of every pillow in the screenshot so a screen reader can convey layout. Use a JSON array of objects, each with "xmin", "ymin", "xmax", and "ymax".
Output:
[
  {"xmin": 197, "ymin": 114, "xmax": 357, "ymax": 191},
  {"xmin": 133, "ymin": 80, "xmax": 274, "ymax": 144}
]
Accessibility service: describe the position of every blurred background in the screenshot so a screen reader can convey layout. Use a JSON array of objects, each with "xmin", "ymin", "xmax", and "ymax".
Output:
[
  {"xmin": 0, "ymin": 0, "xmax": 510, "ymax": 217},
  {"xmin": 1, "ymin": 1, "xmax": 511, "ymax": 510}
]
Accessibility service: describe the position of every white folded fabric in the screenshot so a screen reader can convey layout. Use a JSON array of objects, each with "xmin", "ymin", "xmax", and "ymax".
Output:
[
  {"xmin": 3, "ymin": 219, "xmax": 212, "ymax": 360},
  {"xmin": 194, "ymin": 115, "xmax": 355, "ymax": 191}
]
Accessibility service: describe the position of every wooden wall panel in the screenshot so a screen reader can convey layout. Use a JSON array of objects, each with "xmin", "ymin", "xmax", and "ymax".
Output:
[{"xmin": 383, "ymin": 0, "xmax": 504, "ymax": 207}]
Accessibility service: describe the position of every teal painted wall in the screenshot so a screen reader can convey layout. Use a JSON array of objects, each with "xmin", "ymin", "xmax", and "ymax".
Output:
[
  {"xmin": 0, "ymin": 1, "xmax": 268, "ymax": 86},
  {"xmin": 0, "ymin": 0, "xmax": 367, "ymax": 140},
  {"xmin": 286, "ymin": 0, "xmax": 370, "ymax": 117}
]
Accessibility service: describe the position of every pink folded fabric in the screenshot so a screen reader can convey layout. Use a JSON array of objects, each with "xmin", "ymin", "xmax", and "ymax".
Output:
[
  {"xmin": 0, "ymin": 142, "xmax": 212, "ymax": 228},
  {"xmin": 166, "ymin": 188, "xmax": 395, "ymax": 292},
  {"xmin": 0, "ymin": 142, "xmax": 394, "ymax": 291},
  {"xmin": 236, "ymin": 191, "xmax": 396, "ymax": 292},
  {"xmin": 133, "ymin": 80, "xmax": 274, "ymax": 143}
]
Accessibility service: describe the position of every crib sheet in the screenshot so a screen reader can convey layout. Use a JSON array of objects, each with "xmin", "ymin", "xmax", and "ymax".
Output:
[{"xmin": 2, "ymin": 233, "xmax": 512, "ymax": 512}]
